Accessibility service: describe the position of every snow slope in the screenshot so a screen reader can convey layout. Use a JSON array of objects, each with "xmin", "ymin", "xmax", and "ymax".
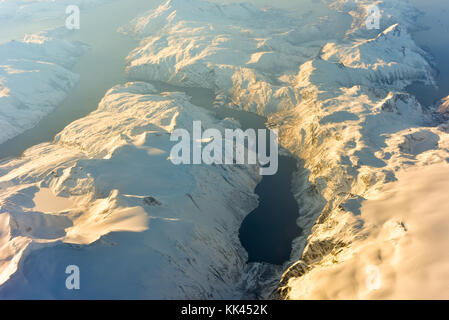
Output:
[
  {"xmin": 0, "ymin": 82, "xmax": 260, "ymax": 299},
  {"xmin": 0, "ymin": 33, "xmax": 86, "ymax": 144},
  {"xmin": 285, "ymin": 159, "xmax": 449, "ymax": 299}
]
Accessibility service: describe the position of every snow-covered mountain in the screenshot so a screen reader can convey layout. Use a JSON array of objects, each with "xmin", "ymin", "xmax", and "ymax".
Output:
[
  {"xmin": 1, "ymin": 0, "xmax": 448, "ymax": 299},
  {"xmin": 0, "ymin": 82, "xmax": 260, "ymax": 299},
  {"xmin": 269, "ymin": 1, "xmax": 449, "ymax": 299},
  {"xmin": 121, "ymin": 0, "xmax": 449, "ymax": 299},
  {"xmin": 122, "ymin": 0, "xmax": 349, "ymax": 115},
  {"xmin": 0, "ymin": 33, "xmax": 86, "ymax": 144},
  {"xmin": 123, "ymin": 0, "xmax": 433, "ymax": 116}
]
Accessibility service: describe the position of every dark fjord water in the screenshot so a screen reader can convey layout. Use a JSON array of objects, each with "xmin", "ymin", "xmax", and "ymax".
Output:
[{"xmin": 239, "ymin": 157, "xmax": 301, "ymax": 265}]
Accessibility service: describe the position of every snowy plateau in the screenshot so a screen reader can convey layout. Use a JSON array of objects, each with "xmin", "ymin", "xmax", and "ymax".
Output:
[{"xmin": 0, "ymin": 0, "xmax": 448, "ymax": 299}]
